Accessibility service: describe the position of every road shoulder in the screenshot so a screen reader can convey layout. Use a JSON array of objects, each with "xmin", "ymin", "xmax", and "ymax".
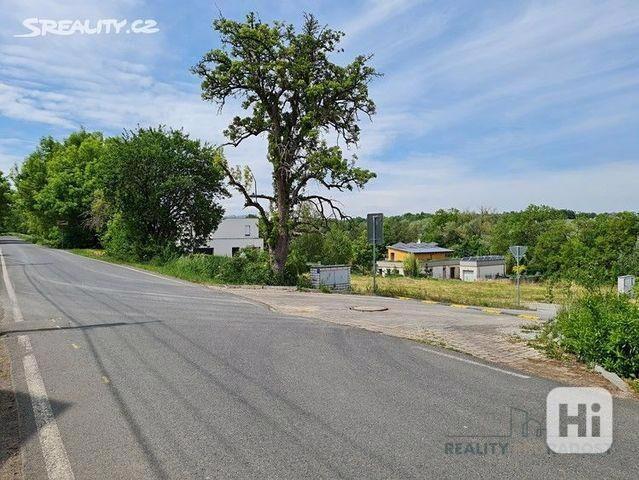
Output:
[{"xmin": 0, "ymin": 335, "xmax": 23, "ymax": 480}]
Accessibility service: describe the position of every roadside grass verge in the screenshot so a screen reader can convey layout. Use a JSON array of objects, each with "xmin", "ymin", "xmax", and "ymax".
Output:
[
  {"xmin": 69, "ymin": 248, "xmax": 275, "ymax": 285},
  {"xmin": 351, "ymin": 274, "xmax": 576, "ymax": 309},
  {"xmin": 69, "ymin": 248, "xmax": 222, "ymax": 283}
]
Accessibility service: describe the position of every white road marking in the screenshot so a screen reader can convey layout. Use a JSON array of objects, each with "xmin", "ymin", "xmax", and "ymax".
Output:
[
  {"xmin": 0, "ymin": 247, "xmax": 24, "ymax": 322},
  {"xmin": 1, "ymin": 245, "xmax": 75, "ymax": 479},
  {"xmin": 414, "ymin": 346, "xmax": 530, "ymax": 379},
  {"xmin": 23, "ymin": 353, "xmax": 75, "ymax": 480},
  {"xmin": 18, "ymin": 334, "xmax": 32, "ymax": 352}
]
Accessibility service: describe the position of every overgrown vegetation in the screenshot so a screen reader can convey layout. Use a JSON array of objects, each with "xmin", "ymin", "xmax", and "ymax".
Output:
[
  {"xmin": 97, "ymin": 126, "xmax": 227, "ymax": 260},
  {"xmin": 543, "ymin": 292, "xmax": 639, "ymax": 378},
  {"xmin": 72, "ymin": 247, "xmax": 276, "ymax": 286}
]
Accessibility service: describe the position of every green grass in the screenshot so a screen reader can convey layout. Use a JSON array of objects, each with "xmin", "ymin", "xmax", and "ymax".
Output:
[
  {"xmin": 69, "ymin": 247, "xmax": 277, "ymax": 285},
  {"xmin": 69, "ymin": 248, "xmax": 226, "ymax": 285},
  {"xmin": 351, "ymin": 274, "xmax": 577, "ymax": 309}
]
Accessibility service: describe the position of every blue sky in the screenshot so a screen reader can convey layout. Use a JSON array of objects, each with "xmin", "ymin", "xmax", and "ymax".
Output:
[{"xmin": 1, "ymin": 0, "xmax": 638, "ymax": 215}]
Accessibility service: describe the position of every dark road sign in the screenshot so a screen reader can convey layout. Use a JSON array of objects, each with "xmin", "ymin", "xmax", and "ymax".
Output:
[{"xmin": 367, "ymin": 213, "xmax": 384, "ymax": 245}]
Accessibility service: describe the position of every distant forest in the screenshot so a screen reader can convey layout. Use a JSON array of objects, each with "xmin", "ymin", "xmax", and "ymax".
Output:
[{"xmin": 287, "ymin": 205, "xmax": 639, "ymax": 285}]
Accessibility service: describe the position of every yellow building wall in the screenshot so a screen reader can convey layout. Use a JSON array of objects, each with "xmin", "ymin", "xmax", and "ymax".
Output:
[{"xmin": 387, "ymin": 248, "xmax": 450, "ymax": 262}]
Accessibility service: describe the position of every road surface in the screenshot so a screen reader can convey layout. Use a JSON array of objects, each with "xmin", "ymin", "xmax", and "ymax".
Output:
[{"xmin": 1, "ymin": 237, "xmax": 637, "ymax": 479}]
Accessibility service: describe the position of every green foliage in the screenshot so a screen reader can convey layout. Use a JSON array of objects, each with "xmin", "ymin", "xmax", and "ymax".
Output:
[
  {"xmin": 12, "ymin": 131, "xmax": 104, "ymax": 247},
  {"xmin": 216, "ymin": 248, "xmax": 274, "ymax": 284},
  {"xmin": 99, "ymin": 126, "xmax": 228, "ymax": 260},
  {"xmin": 322, "ymin": 224, "xmax": 353, "ymax": 265},
  {"xmin": 286, "ymin": 205, "xmax": 639, "ymax": 287},
  {"xmin": 550, "ymin": 293, "xmax": 639, "ymax": 378},
  {"xmin": 0, "ymin": 171, "xmax": 13, "ymax": 231},
  {"xmin": 193, "ymin": 13, "xmax": 378, "ymax": 273},
  {"xmin": 403, "ymin": 254, "xmax": 420, "ymax": 277}
]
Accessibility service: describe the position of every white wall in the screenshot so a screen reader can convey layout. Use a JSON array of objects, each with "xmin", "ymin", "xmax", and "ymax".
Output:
[
  {"xmin": 477, "ymin": 264, "xmax": 505, "ymax": 279},
  {"xmin": 459, "ymin": 262, "xmax": 505, "ymax": 281},
  {"xmin": 203, "ymin": 217, "xmax": 263, "ymax": 256}
]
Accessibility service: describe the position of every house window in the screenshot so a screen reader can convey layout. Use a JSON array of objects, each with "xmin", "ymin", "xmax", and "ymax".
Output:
[
  {"xmin": 245, "ymin": 225, "xmax": 251, "ymax": 236},
  {"xmin": 390, "ymin": 252, "xmax": 395, "ymax": 261},
  {"xmin": 232, "ymin": 247, "xmax": 240, "ymax": 256}
]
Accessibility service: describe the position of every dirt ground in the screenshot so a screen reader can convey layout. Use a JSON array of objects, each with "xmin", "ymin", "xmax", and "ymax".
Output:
[{"xmin": 0, "ymin": 335, "xmax": 22, "ymax": 480}]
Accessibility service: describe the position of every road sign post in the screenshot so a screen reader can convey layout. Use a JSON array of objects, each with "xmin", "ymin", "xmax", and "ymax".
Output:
[
  {"xmin": 367, "ymin": 213, "xmax": 384, "ymax": 293},
  {"xmin": 509, "ymin": 245, "xmax": 528, "ymax": 307}
]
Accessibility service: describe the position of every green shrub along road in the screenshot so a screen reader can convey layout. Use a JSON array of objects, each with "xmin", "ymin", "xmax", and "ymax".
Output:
[
  {"xmin": 547, "ymin": 292, "xmax": 639, "ymax": 379},
  {"xmin": 71, "ymin": 248, "xmax": 277, "ymax": 286}
]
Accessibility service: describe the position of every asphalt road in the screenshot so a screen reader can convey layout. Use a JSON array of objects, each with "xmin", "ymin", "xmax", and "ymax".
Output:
[{"xmin": 1, "ymin": 237, "xmax": 637, "ymax": 479}]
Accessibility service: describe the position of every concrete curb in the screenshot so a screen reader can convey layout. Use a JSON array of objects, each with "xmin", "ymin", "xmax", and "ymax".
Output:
[
  {"xmin": 594, "ymin": 365, "xmax": 631, "ymax": 393},
  {"xmin": 391, "ymin": 296, "xmax": 543, "ymax": 321}
]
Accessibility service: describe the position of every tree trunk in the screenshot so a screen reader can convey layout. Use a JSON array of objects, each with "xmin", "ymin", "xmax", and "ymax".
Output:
[
  {"xmin": 271, "ymin": 161, "xmax": 291, "ymax": 280},
  {"xmin": 272, "ymin": 230, "xmax": 289, "ymax": 278}
]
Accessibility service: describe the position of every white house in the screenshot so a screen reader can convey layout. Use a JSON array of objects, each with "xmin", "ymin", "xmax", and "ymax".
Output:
[
  {"xmin": 459, "ymin": 256, "xmax": 505, "ymax": 282},
  {"xmin": 198, "ymin": 217, "xmax": 263, "ymax": 256}
]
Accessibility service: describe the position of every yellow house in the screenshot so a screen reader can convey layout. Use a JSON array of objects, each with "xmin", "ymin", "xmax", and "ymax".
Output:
[{"xmin": 386, "ymin": 242, "xmax": 454, "ymax": 262}]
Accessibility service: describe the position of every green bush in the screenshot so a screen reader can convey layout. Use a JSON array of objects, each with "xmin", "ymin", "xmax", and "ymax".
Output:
[
  {"xmin": 551, "ymin": 293, "xmax": 639, "ymax": 378},
  {"xmin": 403, "ymin": 254, "xmax": 420, "ymax": 277},
  {"xmin": 216, "ymin": 248, "xmax": 274, "ymax": 284}
]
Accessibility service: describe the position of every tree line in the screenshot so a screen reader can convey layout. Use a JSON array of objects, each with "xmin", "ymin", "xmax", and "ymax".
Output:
[
  {"xmin": 1, "ymin": 127, "xmax": 227, "ymax": 260},
  {"xmin": 287, "ymin": 206, "xmax": 639, "ymax": 286}
]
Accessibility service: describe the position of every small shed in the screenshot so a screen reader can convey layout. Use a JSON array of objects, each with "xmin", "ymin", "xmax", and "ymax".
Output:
[{"xmin": 310, "ymin": 264, "xmax": 351, "ymax": 291}]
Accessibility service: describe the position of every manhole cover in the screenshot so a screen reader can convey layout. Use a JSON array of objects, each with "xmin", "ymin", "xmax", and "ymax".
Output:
[{"xmin": 349, "ymin": 306, "xmax": 389, "ymax": 312}]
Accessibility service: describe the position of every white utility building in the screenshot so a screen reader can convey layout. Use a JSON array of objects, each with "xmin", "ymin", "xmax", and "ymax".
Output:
[
  {"xmin": 199, "ymin": 217, "xmax": 263, "ymax": 256},
  {"xmin": 459, "ymin": 256, "xmax": 505, "ymax": 282}
]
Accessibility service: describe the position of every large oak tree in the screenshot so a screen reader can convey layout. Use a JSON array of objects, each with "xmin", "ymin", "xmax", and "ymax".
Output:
[{"xmin": 193, "ymin": 13, "xmax": 378, "ymax": 276}]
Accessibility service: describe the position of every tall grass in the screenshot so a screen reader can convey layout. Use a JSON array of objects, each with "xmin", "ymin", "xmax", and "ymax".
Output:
[{"xmin": 351, "ymin": 274, "xmax": 576, "ymax": 308}]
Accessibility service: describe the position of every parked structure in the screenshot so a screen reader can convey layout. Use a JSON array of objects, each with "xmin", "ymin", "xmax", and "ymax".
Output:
[
  {"xmin": 459, "ymin": 256, "xmax": 505, "ymax": 282},
  {"xmin": 198, "ymin": 217, "xmax": 263, "ymax": 256},
  {"xmin": 310, "ymin": 264, "xmax": 351, "ymax": 291}
]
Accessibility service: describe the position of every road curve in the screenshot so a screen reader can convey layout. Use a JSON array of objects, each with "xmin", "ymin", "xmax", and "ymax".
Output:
[{"xmin": 0, "ymin": 237, "xmax": 637, "ymax": 479}]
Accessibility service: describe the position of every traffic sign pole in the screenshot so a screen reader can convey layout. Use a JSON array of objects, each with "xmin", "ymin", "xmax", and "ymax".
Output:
[
  {"xmin": 367, "ymin": 213, "xmax": 383, "ymax": 295},
  {"xmin": 509, "ymin": 245, "xmax": 527, "ymax": 308},
  {"xmin": 372, "ymin": 237, "xmax": 377, "ymax": 293}
]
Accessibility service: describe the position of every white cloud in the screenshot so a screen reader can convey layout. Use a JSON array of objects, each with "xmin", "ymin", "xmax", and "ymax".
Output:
[{"xmin": 324, "ymin": 159, "xmax": 639, "ymax": 216}]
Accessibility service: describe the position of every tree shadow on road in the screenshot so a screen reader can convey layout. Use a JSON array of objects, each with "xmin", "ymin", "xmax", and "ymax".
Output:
[{"xmin": 1, "ymin": 388, "xmax": 72, "ymax": 470}]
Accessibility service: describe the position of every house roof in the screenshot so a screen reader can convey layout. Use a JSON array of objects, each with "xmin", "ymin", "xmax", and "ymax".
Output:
[
  {"xmin": 388, "ymin": 242, "xmax": 454, "ymax": 254},
  {"xmin": 460, "ymin": 255, "xmax": 505, "ymax": 264}
]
